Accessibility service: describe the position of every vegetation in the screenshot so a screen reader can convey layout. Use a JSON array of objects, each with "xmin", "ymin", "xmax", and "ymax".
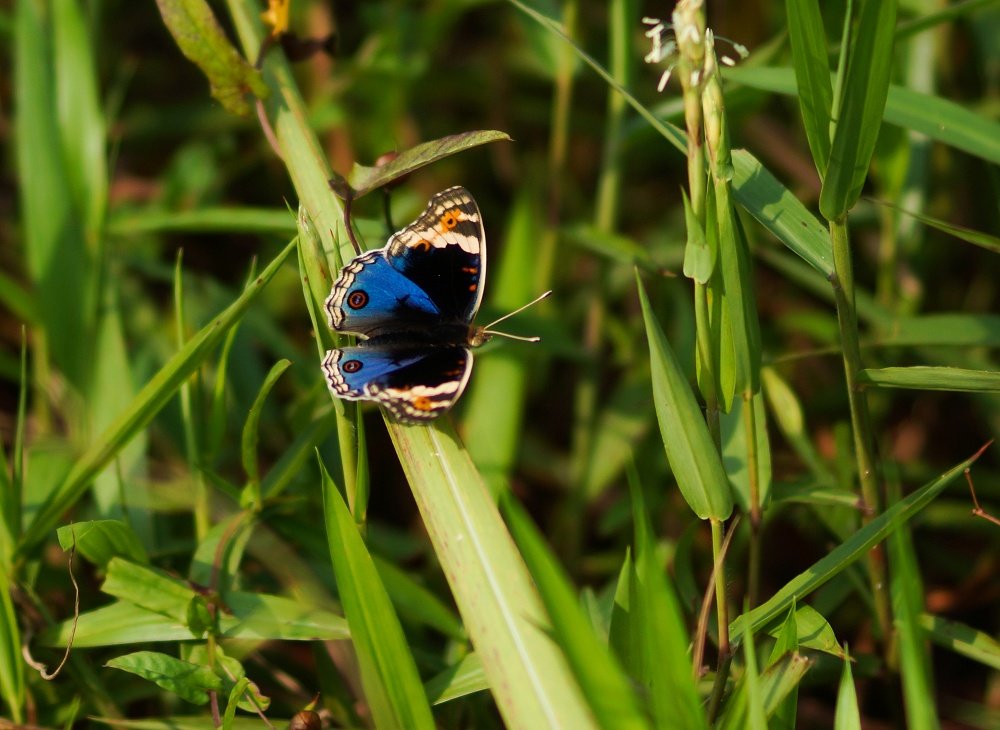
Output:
[{"xmin": 2, "ymin": 0, "xmax": 999, "ymax": 727}]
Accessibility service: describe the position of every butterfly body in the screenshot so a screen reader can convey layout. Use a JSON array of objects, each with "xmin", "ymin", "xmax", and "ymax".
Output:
[{"xmin": 322, "ymin": 186, "xmax": 491, "ymax": 423}]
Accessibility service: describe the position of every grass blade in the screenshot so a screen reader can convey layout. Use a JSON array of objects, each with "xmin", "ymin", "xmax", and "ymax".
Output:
[
  {"xmin": 786, "ymin": 0, "xmax": 834, "ymax": 173},
  {"xmin": 729, "ymin": 444, "xmax": 988, "ymax": 641},
  {"xmin": 320, "ymin": 457, "xmax": 436, "ymax": 730},
  {"xmin": 859, "ymin": 366, "xmax": 1000, "ymax": 393},
  {"xmin": 834, "ymin": 652, "xmax": 861, "ymax": 730},
  {"xmin": 820, "ymin": 0, "xmax": 898, "ymax": 220},
  {"xmin": 501, "ymin": 492, "xmax": 648, "ymax": 730},
  {"xmin": 390, "ymin": 422, "xmax": 598, "ymax": 730}
]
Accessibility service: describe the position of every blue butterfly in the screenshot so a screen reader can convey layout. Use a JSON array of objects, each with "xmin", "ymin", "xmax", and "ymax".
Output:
[{"xmin": 322, "ymin": 186, "xmax": 545, "ymax": 423}]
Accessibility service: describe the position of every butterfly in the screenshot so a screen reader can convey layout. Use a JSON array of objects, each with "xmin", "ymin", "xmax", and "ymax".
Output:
[{"xmin": 322, "ymin": 186, "xmax": 547, "ymax": 423}]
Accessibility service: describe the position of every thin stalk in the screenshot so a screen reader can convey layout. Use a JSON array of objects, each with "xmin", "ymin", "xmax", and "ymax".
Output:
[
  {"xmin": 742, "ymin": 389, "xmax": 762, "ymax": 607},
  {"xmin": 830, "ymin": 217, "xmax": 892, "ymax": 644}
]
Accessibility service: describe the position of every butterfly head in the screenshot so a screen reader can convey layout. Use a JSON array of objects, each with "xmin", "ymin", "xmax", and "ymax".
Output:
[{"xmin": 471, "ymin": 290, "xmax": 552, "ymax": 346}]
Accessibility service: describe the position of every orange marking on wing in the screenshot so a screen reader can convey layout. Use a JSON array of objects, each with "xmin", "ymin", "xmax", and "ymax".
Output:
[
  {"xmin": 461, "ymin": 266, "xmax": 478, "ymax": 273},
  {"xmin": 439, "ymin": 210, "xmax": 460, "ymax": 230},
  {"xmin": 468, "ymin": 284, "xmax": 477, "ymax": 291},
  {"xmin": 412, "ymin": 395, "xmax": 434, "ymax": 411},
  {"xmin": 410, "ymin": 239, "xmax": 432, "ymax": 252}
]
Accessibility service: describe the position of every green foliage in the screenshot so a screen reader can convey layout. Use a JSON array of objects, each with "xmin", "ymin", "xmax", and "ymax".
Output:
[{"xmin": 2, "ymin": 0, "xmax": 998, "ymax": 726}]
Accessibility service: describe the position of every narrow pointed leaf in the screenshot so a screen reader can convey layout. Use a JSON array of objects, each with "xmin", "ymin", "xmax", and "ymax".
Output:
[
  {"xmin": 730, "ymin": 447, "xmax": 985, "ymax": 640},
  {"xmin": 501, "ymin": 492, "xmax": 647, "ymax": 730},
  {"xmin": 155, "ymin": 0, "xmax": 268, "ymax": 116},
  {"xmin": 834, "ymin": 654, "xmax": 861, "ymax": 730},
  {"xmin": 341, "ymin": 131, "xmax": 512, "ymax": 198},
  {"xmin": 859, "ymin": 366, "xmax": 1000, "ymax": 393},
  {"xmin": 320, "ymin": 459, "xmax": 435, "ymax": 730},
  {"xmin": 819, "ymin": 0, "xmax": 899, "ymax": 219},
  {"xmin": 637, "ymin": 273, "xmax": 733, "ymax": 520},
  {"xmin": 786, "ymin": 0, "xmax": 833, "ymax": 173}
]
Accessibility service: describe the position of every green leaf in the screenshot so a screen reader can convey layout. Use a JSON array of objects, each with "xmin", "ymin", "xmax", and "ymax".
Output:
[
  {"xmin": 820, "ymin": 0, "xmax": 899, "ymax": 219},
  {"xmin": 320, "ymin": 458, "xmax": 435, "ymax": 730},
  {"xmin": 868, "ymin": 198, "xmax": 1000, "ymax": 255},
  {"xmin": 56, "ymin": 520, "xmax": 149, "ymax": 568},
  {"xmin": 387, "ymin": 421, "xmax": 599, "ymax": 730},
  {"xmin": 888, "ymin": 496, "xmax": 939, "ymax": 730},
  {"xmin": 373, "ymin": 555, "xmax": 466, "ymax": 640},
  {"xmin": 731, "ymin": 151, "xmax": 833, "ymax": 277},
  {"xmin": 101, "ymin": 558, "xmax": 199, "ymax": 626},
  {"xmin": 785, "ymin": 0, "xmax": 833, "ymax": 173},
  {"xmin": 920, "ymin": 613, "xmax": 1000, "ymax": 671},
  {"xmin": 154, "ymin": 0, "xmax": 268, "ymax": 116},
  {"xmin": 834, "ymin": 652, "xmax": 861, "ymax": 730},
  {"xmin": 40, "ymin": 602, "xmax": 195, "ymax": 648},
  {"xmin": 859, "ymin": 366, "xmax": 1000, "ymax": 393},
  {"xmin": 767, "ymin": 604, "xmax": 845, "ymax": 659},
  {"xmin": 337, "ymin": 131, "xmax": 512, "ymax": 198},
  {"xmin": 721, "ymin": 393, "xmax": 772, "ymax": 511},
  {"xmin": 106, "ymin": 651, "xmax": 221, "ymax": 706},
  {"xmin": 637, "ymin": 273, "xmax": 733, "ymax": 520},
  {"xmin": 875, "ymin": 314, "xmax": 1000, "ymax": 347},
  {"xmin": 220, "ymin": 592, "xmax": 349, "ymax": 641},
  {"xmin": 730, "ymin": 446, "xmax": 986, "ymax": 640},
  {"xmin": 425, "ymin": 653, "xmax": 488, "ymax": 706},
  {"xmin": 768, "ymin": 604, "xmax": 801, "ymax": 729},
  {"xmin": 725, "ymin": 66, "xmax": 1000, "ymax": 167},
  {"xmin": 20, "ymin": 239, "xmax": 296, "ymax": 552},
  {"xmin": 682, "ymin": 188, "xmax": 713, "ymax": 284},
  {"xmin": 501, "ymin": 492, "xmax": 649, "ymax": 730},
  {"xmin": 240, "ymin": 358, "xmax": 292, "ymax": 499},
  {"xmin": 0, "ymin": 559, "xmax": 25, "ymax": 722}
]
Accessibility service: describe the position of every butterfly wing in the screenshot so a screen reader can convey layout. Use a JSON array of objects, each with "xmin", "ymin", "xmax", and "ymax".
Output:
[
  {"xmin": 325, "ymin": 187, "xmax": 485, "ymax": 337},
  {"xmin": 322, "ymin": 345, "xmax": 473, "ymax": 423}
]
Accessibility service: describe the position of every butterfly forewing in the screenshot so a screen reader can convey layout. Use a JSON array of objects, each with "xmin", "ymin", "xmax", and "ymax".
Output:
[{"xmin": 324, "ymin": 186, "xmax": 485, "ymax": 337}]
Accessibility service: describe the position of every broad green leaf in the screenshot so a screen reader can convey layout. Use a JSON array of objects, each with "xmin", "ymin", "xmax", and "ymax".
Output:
[
  {"xmin": 220, "ymin": 592, "xmax": 349, "ymax": 641},
  {"xmin": 425, "ymin": 653, "xmax": 488, "ymax": 705},
  {"xmin": 501, "ymin": 492, "xmax": 647, "ymax": 730},
  {"xmin": 338, "ymin": 130, "xmax": 512, "ymax": 198},
  {"xmin": 920, "ymin": 614, "xmax": 1000, "ymax": 671},
  {"xmin": 731, "ymin": 151, "xmax": 833, "ymax": 277},
  {"xmin": 388, "ymin": 421, "xmax": 598, "ymax": 730},
  {"xmin": 20, "ymin": 239, "xmax": 296, "ymax": 552},
  {"xmin": 628, "ymin": 473, "xmax": 707, "ymax": 730},
  {"xmin": 155, "ymin": 0, "xmax": 268, "ymax": 116},
  {"xmin": 730, "ymin": 446, "xmax": 985, "ymax": 640},
  {"xmin": 89, "ymin": 717, "xmax": 266, "ymax": 730},
  {"xmin": 56, "ymin": 520, "xmax": 149, "ymax": 568},
  {"xmin": 719, "ymin": 651, "xmax": 812, "ymax": 730},
  {"xmin": 106, "ymin": 651, "xmax": 221, "ymax": 706},
  {"xmin": 320, "ymin": 459, "xmax": 435, "ymax": 730},
  {"xmin": 859, "ymin": 366, "xmax": 1000, "ymax": 393},
  {"xmin": 834, "ymin": 653, "xmax": 861, "ymax": 730},
  {"xmin": 101, "ymin": 558, "xmax": 199, "ymax": 626},
  {"xmin": 637, "ymin": 274, "xmax": 733, "ymax": 520},
  {"xmin": 786, "ymin": 0, "xmax": 833, "ymax": 173},
  {"xmin": 41, "ymin": 602, "xmax": 195, "ymax": 648},
  {"xmin": 768, "ymin": 604, "xmax": 801, "ymax": 730},
  {"xmin": 725, "ymin": 66, "xmax": 1000, "ymax": 167}
]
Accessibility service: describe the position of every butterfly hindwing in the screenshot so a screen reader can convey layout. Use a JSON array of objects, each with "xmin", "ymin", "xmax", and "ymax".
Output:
[
  {"xmin": 325, "ymin": 186, "xmax": 485, "ymax": 337},
  {"xmin": 322, "ymin": 345, "xmax": 473, "ymax": 423}
]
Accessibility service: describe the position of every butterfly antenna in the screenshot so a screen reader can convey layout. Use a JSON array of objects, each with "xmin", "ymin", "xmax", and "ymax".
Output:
[{"xmin": 482, "ymin": 290, "xmax": 552, "ymax": 342}]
